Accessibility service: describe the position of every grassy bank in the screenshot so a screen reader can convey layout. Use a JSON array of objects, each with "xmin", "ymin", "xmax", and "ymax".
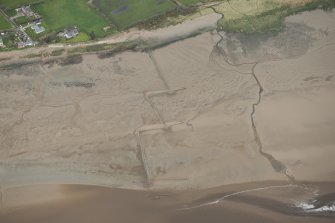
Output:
[{"xmin": 67, "ymin": 41, "xmax": 138, "ymax": 55}]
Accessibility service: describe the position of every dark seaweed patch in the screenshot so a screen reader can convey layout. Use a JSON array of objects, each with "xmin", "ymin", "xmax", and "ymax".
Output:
[
  {"xmin": 64, "ymin": 81, "xmax": 95, "ymax": 88},
  {"xmin": 59, "ymin": 55, "xmax": 83, "ymax": 66}
]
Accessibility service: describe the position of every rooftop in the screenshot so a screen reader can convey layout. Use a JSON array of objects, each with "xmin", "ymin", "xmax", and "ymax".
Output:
[
  {"xmin": 16, "ymin": 5, "xmax": 34, "ymax": 17},
  {"xmin": 31, "ymin": 23, "xmax": 45, "ymax": 34},
  {"xmin": 63, "ymin": 27, "xmax": 79, "ymax": 39}
]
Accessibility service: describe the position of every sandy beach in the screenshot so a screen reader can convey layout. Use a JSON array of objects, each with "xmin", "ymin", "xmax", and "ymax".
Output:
[{"xmin": 0, "ymin": 8, "xmax": 335, "ymax": 222}]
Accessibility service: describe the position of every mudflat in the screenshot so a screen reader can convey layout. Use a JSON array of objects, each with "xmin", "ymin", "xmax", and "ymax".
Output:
[{"xmin": 0, "ymin": 9, "xmax": 335, "ymax": 222}]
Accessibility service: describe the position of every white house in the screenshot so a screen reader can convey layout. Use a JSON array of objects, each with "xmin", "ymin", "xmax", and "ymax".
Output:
[
  {"xmin": 64, "ymin": 27, "xmax": 79, "ymax": 39},
  {"xmin": 31, "ymin": 22, "xmax": 45, "ymax": 34}
]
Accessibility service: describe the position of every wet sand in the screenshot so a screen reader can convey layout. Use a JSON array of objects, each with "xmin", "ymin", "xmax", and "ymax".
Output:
[
  {"xmin": 1, "ymin": 182, "xmax": 335, "ymax": 223},
  {"xmin": 0, "ymin": 10, "xmax": 335, "ymax": 188}
]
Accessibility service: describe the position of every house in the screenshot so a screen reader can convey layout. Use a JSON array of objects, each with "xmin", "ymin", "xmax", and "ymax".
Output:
[
  {"xmin": 17, "ymin": 38, "xmax": 34, "ymax": 48},
  {"xmin": 16, "ymin": 5, "xmax": 34, "ymax": 17},
  {"xmin": 25, "ymin": 38, "xmax": 34, "ymax": 46},
  {"xmin": 31, "ymin": 22, "xmax": 45, "ymax": 34},
  {"xmin": 62, "ymin": 27, "xmax": 79, "ymax": 39},
  {"xmin": 16, "ymin": 31, "xmax": 34, "ymax": 48},
  {"xmin": 64, "ymin": 28, "xmax": 79, "ymax": 39},
  {"xmin": 17, "ymin": 41, "xmax": 26, "ymax": 48}
]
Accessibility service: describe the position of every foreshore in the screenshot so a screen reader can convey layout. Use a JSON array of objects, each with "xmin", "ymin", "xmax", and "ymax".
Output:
[{"xmin": 0, "ymin": 9, "xmax": 335, "ymax": 222}]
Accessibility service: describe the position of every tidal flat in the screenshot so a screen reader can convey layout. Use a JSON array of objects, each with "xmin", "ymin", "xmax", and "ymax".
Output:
[{"xmin": 0, "ymin": 9, "xmax": 335, "ymax": 222}]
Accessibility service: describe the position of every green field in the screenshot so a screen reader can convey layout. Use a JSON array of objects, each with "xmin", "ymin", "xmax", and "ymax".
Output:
[
  {"xmin": 93, "ymin": 0, "xmax": 176, "ymax": 29},
  {"xmin": 14, "ymin": 15, "xmax": 33, "ymax": 25},
  {"xmin": 65, "ymin": 32, "xmax": 90, "ymax": 43},
  {"xmin": 0, "ymin": 15, "xmax": 11, "ymax": 30},
  {"xmin": 0, "ymin": 0, "xmax": 43, "ymax": 10},
  {"xmin": 33, "ymin": 0, "xmax": 109, "ymax": 38}
]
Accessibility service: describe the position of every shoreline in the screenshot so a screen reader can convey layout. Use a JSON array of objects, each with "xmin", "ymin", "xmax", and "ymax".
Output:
[
  {"xmin": 1, "ymin": 2, "xmax": 333, "ymax": 63},
  {"xmin": 1, "ymin": 180, "xmax": 335, "ymax": 222}
]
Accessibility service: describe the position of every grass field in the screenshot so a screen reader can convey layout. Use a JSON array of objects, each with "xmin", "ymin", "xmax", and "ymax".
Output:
[
  {"xmin": 14, "ymin": 15, "xmax": 33, "ymax": 25},
  {"xmin": 0, "ymin": 15, "xmax": 11, "ymax": 30},
  {"xmin": 93, "ymin": 0, "xmax": 176, "ymax": 29},
  {"xmin": 0, "ymin": 0, "xmax": 43, "ymax": 10},
  {"xmin": 33, "ymin": 0, "xmax": 109, "ymax": 38},
  {"xmin": 1, "ymin": 0, "xmax": 112, "ymax": 42}
]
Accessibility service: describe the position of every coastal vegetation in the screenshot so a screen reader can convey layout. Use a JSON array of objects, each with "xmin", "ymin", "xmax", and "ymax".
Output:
[
  {"xmin": 179, "ymin": 0, "xmax": 205, "ymax": 5},
  {"xmin": 213, "ymin": 0, "xmax": 335, "ymax": 33},
  {"xmin": 50, "ymin": 49, "xmax": 65, "ymax": 57}
]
